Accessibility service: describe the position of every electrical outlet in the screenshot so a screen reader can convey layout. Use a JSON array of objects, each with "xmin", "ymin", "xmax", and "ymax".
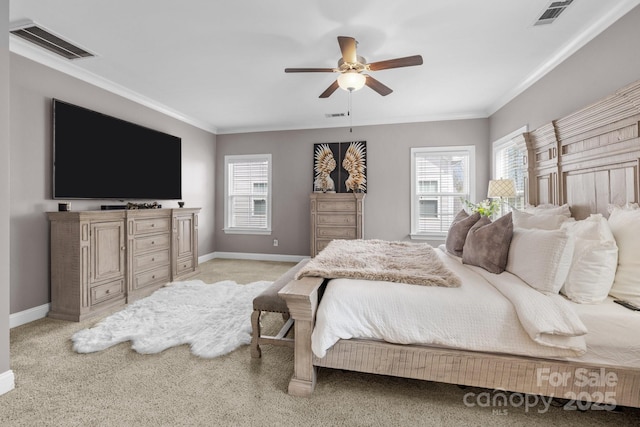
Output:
[{"xmin": 273, "ymin": 239, "xmax": 278, "ymax": 247}]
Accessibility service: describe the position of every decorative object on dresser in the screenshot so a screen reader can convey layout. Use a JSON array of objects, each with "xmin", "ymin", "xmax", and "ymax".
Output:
[
  {"xmin": 47, "ymin": 208, "xmax": 200, "ymax": 321},
  {"xmin": 309, "ymin": 192, "xmax": 364, "ymax": 257},
  {"xmin": 313, "ymin": 141, "xmax": 366, "ymax": 193},
  {"xmin": 72, "ymin": 279, "xmax": 270, "ymax": 358}
]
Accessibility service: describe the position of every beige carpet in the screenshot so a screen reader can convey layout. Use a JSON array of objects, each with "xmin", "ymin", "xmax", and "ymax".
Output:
[{"xmin": 2, "ymin": 259, "xmax": 639, "ymax": 426}]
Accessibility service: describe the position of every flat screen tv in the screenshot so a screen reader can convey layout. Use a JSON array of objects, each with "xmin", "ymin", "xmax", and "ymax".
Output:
[{"xmin": 52, "ymin": 99, "xmax": 182, "ymax": 200}]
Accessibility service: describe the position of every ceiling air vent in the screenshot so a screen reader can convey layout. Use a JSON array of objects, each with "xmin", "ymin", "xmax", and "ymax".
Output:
[
  {"xmin": 535, "ymin": 0, "xmax": 574, "ymax": 26},
  {"xmin": 10, "ymin": 21, "xmax": 95, "ymax": 60}
]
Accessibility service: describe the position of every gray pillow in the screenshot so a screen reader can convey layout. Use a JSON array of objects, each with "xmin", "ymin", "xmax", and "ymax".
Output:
[
  {"xmin": 462, "ymin": 212, "xmax": 513, "ymax": 274},
  {"xmin": 445, "ymin": 210, "xmax": 481, "ymax": 256}
]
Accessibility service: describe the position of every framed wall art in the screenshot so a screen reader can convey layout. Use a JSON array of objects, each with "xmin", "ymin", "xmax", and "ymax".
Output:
[{"xmin": 313, "ymin": 141, "xmax": 366, "ymax": 193}]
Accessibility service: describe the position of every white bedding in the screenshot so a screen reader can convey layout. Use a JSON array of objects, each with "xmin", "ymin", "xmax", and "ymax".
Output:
[
  {"xmin": 570, "ymin": 297, "xmax": 640, "ymax": 368},
  {"xmin": 312, "ymin": 247, "xmax": 588, "ymax": 359}
]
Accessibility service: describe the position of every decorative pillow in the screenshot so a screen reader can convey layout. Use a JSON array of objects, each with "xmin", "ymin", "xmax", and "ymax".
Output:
[
  {"xmin": 506, "ymin": 228, "xmax": 575, "ymax": 295},
  {"xmin": 523, "ymin": 203, "xmax": 572, "ymax": 218},
  {"xmin": 607, "ymin": 202, "xmax": 639, "ymax": 213},
  {"xmin": 445, "ymin": 210, "xmax": 481, "ymax": 256},
  {"xmin": 608, "ymin": 207, "xmax": 640, "ymax": 306},
  {"xmin": 560, "ymin": 214, "xmax": 618, "ymax": 303},
  {"xmin": 462, "ymin": 213, "xmax": 513, "ymax": 274},
  {"xmin": 512, "ymin": 208, "xmax": 572, "ymax": 230}
]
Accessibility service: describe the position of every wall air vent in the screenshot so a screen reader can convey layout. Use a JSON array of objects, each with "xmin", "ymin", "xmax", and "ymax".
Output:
[
  {"xmin": 535, "ymin": 0, "xmax": 574, "ymax": 26},
  {"xmin": 325, "ymin": 113, "xmax": 346, "ymax": 118},
  {"xmin": 10, "ymin": 20, "xmax": 95, "ymax": 60}
]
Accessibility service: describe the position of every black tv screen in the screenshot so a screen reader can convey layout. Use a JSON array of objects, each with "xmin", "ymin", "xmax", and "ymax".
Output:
[{"xmin": 53, "ymin": 99, "xmax": 182, "ymax": 200}]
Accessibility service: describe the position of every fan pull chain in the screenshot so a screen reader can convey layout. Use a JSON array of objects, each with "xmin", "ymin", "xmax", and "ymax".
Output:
[{"xmin": 348, "ymin": 90, "xmax": 353, "ymax": 133}]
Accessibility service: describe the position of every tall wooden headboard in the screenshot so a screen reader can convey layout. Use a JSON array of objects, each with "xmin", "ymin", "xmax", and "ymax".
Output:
[{"xmin": 518, "ymin": 79, "xmax": 640, "ymax": 219}]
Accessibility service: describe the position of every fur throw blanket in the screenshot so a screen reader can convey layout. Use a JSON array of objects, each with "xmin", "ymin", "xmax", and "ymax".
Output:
[{"xmin": 296, "ymin": 239, "xmax": 461, "ymax": 287}]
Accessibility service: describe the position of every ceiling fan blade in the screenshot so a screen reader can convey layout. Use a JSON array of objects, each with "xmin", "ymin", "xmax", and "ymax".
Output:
[
  {"xmin": 367, "ymin": 55, "xmax": 423, "ymax": 71},
  {"xmin": 365, "ymin": 75, "xmax": 393, "ymax": 96},
  {"xmin": 285, "ymin": 67, "xmax": 336, "ymax": 73},
  {"xmin": 337, "ymin": 36, "xmax": 357, "ymax": 64},
  {"xmin": 319, "ymin": 80, "xmax": 340, "ymax": 98}
]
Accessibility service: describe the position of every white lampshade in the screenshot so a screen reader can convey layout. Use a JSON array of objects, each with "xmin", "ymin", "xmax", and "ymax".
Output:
[
  {"xmin": 337, "ymin": 71, "xmax": 366, "ymax": 92},
  {"xmin": 487, "ymin": 179, "xmax": 516, "ymax": 198}
]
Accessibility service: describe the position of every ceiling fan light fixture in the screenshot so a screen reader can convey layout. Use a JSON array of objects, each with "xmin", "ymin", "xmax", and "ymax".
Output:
[{"xmin": 337, "ymin": 71, "xmax": 366, "ymax": 92}]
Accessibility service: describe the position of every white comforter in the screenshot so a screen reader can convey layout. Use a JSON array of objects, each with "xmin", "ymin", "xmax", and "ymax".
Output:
[{"xmin": 311, "ymin": 247, "xmax": 587, "ymax": 359}]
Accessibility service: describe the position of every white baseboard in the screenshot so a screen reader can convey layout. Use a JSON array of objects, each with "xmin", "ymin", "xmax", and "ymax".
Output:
[
  {"xmin": 207, "ymin": 251, "xmax": 307, "ymax": 263},
  {"xmin": 198, "ymin": 251, "xmax": 217, "ymax": 263},
  {"xmin": 10, "ymin": 303, "xmax": 50, "ymax": 329},
  {"xmin": 0, "ymin": 370, "xmax": 15, "ymax": 396}
]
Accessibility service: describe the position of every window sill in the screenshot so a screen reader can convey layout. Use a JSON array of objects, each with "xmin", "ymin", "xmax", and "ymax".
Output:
[{"xmin": 223, "ymin": 228, "xmax": 272, "ymax": 236}]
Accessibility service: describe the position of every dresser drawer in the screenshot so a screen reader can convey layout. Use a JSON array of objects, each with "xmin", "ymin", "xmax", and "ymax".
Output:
[
  {"xmin": 176, "ymin": 257, "xmax": 194, "ymax": 274},
  {"xmin": 134, "ymin": 233, "xmax": 170, "ymax": 252},
  {"xmin": 317, "ymin": 214, "xmax": 356, "ymax": 226},
  {"xmin": 316, "ymin": 240, "xmax": 332, "ymax": 254},
  {"xmin": 133, "ymin": 265, "xmax": 171, "ymax": 290},
  {"xmin": 316, "ymin": 200, "xmax": 356, "ymax": 212},
  {"xmin": 134, "ymin": 248, "xmax": 170, "ymax": 271},
  {"xmin": 133, "ymin": 217, "xmax": 171, "ymax": 235},
  {"xmin": 91, "ymin": 279, "xmax": 125, "ymax": 306},
  {"xmin": 317, "ymin": 227, "xmax": 357, "ymax": 239}
]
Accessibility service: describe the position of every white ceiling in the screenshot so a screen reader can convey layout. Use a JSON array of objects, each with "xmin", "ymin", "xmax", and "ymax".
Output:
[{"xmin": 8, "ymin": 0, "xmax": 640, "ymax": 134}]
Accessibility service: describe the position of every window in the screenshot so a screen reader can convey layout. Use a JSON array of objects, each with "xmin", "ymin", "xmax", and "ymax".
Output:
[
  {"xmin": 411, "ymin": 146, "xmax": 475, "ymax": 238},
  {"xmin": 224, "ymin": 154, "xmax": 272, "ymax": 234},
  {"xmin": 492, "ymin": 126, "xmax": 528, "ymax": 212}
]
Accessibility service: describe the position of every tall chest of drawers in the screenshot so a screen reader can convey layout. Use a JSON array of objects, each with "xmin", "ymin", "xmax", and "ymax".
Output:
[{"xmin": 310, "ymin": 193, "xmax": 364, "ymax": 257}]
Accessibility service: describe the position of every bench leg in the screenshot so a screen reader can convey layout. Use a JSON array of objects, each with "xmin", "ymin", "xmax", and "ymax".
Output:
[{"xmin": 250, "ymin": 310, "xmax": 262, "ymax": 358}]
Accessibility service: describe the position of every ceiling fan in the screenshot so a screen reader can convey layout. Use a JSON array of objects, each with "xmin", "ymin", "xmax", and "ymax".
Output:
[{"xmin": 285, "ymin": 36, "xmax": 423, "ymax": 98}]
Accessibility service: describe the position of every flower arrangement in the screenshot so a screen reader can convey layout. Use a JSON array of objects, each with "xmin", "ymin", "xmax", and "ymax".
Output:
[{"xmin": 463, "ymin": 198, "xmax": 500, "ymax": 217}]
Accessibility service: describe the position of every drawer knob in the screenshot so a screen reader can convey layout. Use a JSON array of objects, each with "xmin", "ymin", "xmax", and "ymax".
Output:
[
  {"xmin": 151, "ymin": 258, "xmax": 155, "ymax": 261},
  {"xmin": 151, "ymin": 241, "xmax": 155, "ymax": 245},
  {"xmin": 105, "ymin": 289, "xmax": 110, "ymax": 294}
]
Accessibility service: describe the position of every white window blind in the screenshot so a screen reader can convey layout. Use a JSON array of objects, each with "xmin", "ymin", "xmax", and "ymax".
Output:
[
  {"xmin": 224, "ymin": 154, "xmax": 272, "ymax": 234},
  {"xmin": 493, "ymin": 127, "xmax": 527, "ymax": 211},
  {"xmin": 411, "ymin": 146, "xmax": 475, "ymax": 237}
]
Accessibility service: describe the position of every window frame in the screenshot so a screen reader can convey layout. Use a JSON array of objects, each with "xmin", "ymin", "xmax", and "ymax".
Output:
[
  {"xmin": 492, "ymin": 125, "xmax": 528, "ymax": 213},
  {"xmin": 223, "ymin": 154, "xmax": 272, "ymax": 235},
  {"xmin": 410, "ymin": 145, "xmax": 476, "ymax": 239}
]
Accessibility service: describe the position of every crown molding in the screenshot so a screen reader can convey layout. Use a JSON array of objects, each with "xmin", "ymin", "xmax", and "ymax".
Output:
[
  {"xmin": 487, "ymin": 0, "xmax": 640, "ymax": 116},
  {"xmin": 10, "ymin": 37, "xmax": 218, "ymax": 134}
]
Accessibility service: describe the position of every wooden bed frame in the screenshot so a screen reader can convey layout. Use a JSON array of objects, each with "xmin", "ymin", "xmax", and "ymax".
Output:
[{"xmin": 279, "ymin": 79, "xmax": 640, "ymax": 407}]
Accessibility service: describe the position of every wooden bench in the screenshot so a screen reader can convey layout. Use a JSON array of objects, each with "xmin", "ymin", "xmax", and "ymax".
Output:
[{"xmin": 250, "ymin": 259, "xmax": 309, "ymax": 358}]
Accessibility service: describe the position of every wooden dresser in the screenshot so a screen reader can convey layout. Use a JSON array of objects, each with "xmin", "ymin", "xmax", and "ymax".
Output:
[
  {"xmin": 47, "ymin": 208, "xmax": 199, "ymax": 321},
  {"xmin": 310, "ymin": 193, "xmax": 364, "ymax": 257}
]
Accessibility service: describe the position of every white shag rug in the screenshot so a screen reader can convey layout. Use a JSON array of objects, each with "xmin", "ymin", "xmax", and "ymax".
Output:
[{"xmin": 72, "ymin": 280, "xmax": 271, "ymax": 358}]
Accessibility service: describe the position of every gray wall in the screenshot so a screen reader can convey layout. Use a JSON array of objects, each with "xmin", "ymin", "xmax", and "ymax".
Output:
[
  {"xmin": 1, "ymin": 0, "xmax": 11, "ymax": 382},
  {"xmin": 7, "ymin": 3, "xmax": 639, "ymax": 320},
  {"xmin": 216, "ymin": 119, "xmax": 490, "ymax": 256},
  {"xmin": 9, "ymin": 54, "xmax": 217, "ymax": 314},
  {"xmin": 490, "ymin": 4, "xmax": 640, "ymax": 141}
]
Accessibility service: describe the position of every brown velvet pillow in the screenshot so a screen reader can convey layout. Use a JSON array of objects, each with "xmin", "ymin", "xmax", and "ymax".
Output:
[
  {"xmin": 462, "ymin": 212, "xmax": 513, "ymax": 274},
  {"xmin": 445, "ymin": 210, "xmax": 481, "ymax": 256}
]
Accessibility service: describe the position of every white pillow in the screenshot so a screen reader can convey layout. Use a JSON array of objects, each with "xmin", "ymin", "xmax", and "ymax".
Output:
[
  {"xmin": 506, "ymin": 228, "xmax": 575, "ymax": 295},
  {"xmin": 607, "ymin": 203, "xmax": 639, "ymax": 213},
  {"xmin": 523, "ymin": 203, "xmax": 572, "ymax": 218},
  {"xmin": 512, "ymin": 209, "xmax": 572, "ymax": 230},
  {"xmin": 560, "ymin": 215, "xmax": 618, "ymax": 303},
  {"xmin": 608, "ymin": 207, "xmax": 640, "ymax": 306}
]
